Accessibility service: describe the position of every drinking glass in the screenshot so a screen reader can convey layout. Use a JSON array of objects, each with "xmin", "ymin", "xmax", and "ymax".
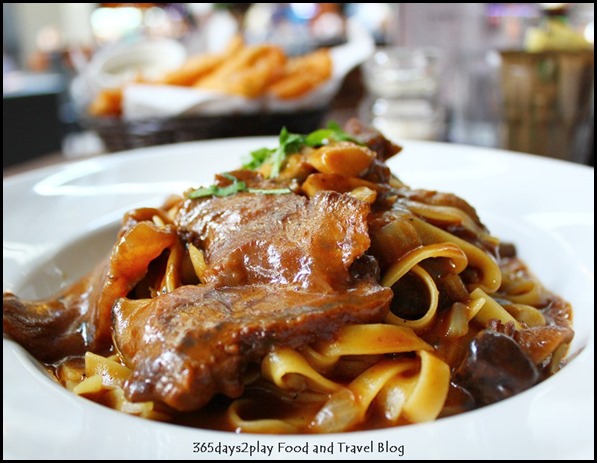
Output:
[{"xmin": 360, "ymin": 47, "xmax": 445, "ymax": 140}]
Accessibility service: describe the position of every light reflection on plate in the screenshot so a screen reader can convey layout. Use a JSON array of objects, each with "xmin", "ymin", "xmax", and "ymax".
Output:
[{"xmin": 3, "ymin": 139, "xmax": 594, "ymax": 459}]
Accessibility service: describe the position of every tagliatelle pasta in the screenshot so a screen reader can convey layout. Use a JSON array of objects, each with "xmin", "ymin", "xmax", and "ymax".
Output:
[{"xmin": 3, "ymin": 120, "xmax": 574, "ymax": 433}]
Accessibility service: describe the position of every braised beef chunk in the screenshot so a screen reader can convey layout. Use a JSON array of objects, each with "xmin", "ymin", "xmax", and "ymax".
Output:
[
  {"xmin": 176, "ymin": 191, "xmax": 371, "ymax": 290},
  {"xmin": 514, "ymin": 325, "xmax": 574, "ymax": 365},
  {"xmin": 344, "ymin": 118, "xmax": 402, "ymax": 161},
  {"xmin": 454, "ymin": 330, "xmax": 540, "ymax": 406},
  {"xmin": 3, "ymin": 292, "xmax": 88, "ymax": 363},
  {"xmin": 3, "ymin": 262, "xmax": 107, "ymax": 362},
  {"xmin": 498, "ymin": 242, "xmax": 517, "ymax": 259},
  {"xmin": 113, "ymin": 282, "xmax": 392, "ymax": 411},
  {"xmin": 108, "ymin": 188, "xmax": 392, "ymax": 411},
  {"xmin": 487, "ymin": 318, "xmax": 574, "ymax": 366},
  {"xmin": 3, "ymin": 216, "xmax": 181, "ymax": 358}
]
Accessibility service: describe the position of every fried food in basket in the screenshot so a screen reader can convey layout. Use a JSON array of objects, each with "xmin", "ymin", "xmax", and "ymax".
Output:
[
  {"xmin": 268, "ymin": 49, "xmax": 333, "ymax": 100},
  {"xmin": 195, "ymin": 44, "xmax": 287, "ymax": 98},
  {"xmin": 88, "ymin": 36, "xmax": 333, "ymax": 117},
  {"xmin": 89, "ymin": 88, "xmax": 123, "ymax": 117},
  {"xmin": 162, "ymin": 35, "xmax": 244, "ymax": 87}
]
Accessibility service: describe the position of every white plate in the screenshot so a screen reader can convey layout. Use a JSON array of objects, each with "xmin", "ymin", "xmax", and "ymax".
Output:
[{"xmin": 3, "ymin": 139, "xmax": 594, "ymax": 459}]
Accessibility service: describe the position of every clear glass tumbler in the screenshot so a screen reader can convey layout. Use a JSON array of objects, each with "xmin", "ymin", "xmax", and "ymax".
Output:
[{"xmin": 360, "ymin": 47, "xmax": 445, "ymax": 140}]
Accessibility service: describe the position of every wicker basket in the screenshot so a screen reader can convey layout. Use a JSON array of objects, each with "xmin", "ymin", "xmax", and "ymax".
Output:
[{"xmin": 84, "ymin": 109, "xmax": 327, "ymax": 153}]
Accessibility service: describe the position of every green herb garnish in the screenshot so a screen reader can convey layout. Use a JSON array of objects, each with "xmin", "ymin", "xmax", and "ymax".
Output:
[
  {"xmin": 246, "ymin": 188, "xmax": 292, "ymax": 195},
  {"xmin": 242, "ymin": 147, "xmax": 276, "ymax": 170},
  {"xmin": 187, "ymin": 173, "xmax": 246, "ymax": 198},
  {"xmin": 190, "ymin": 122, "xmax": 360, "ymax": 198},
  {"xmin": 242, "ymin": 122, "xmax": 360, "ymax": 178},
  {"xmin": 270, "ymin": 127, "xmax": 305, "ymax": 178},
  {"xmin": 304, "ymin": 121, "xmax": 362, "ymax": 147},
  {"xmin": 187, "ymin": 172, "xmax": 291, "ymax": 199}
]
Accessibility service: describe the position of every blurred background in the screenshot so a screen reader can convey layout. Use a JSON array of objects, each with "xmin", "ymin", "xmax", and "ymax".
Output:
[{"xmin": 3, "ymin": 3, "xmax": 594, "ymax": 171}]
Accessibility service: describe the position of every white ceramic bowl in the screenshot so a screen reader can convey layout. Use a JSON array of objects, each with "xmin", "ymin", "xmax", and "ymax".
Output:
[{"xmin": 3, "ymin": 139, "xmax": 594, "ymax": 459}]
